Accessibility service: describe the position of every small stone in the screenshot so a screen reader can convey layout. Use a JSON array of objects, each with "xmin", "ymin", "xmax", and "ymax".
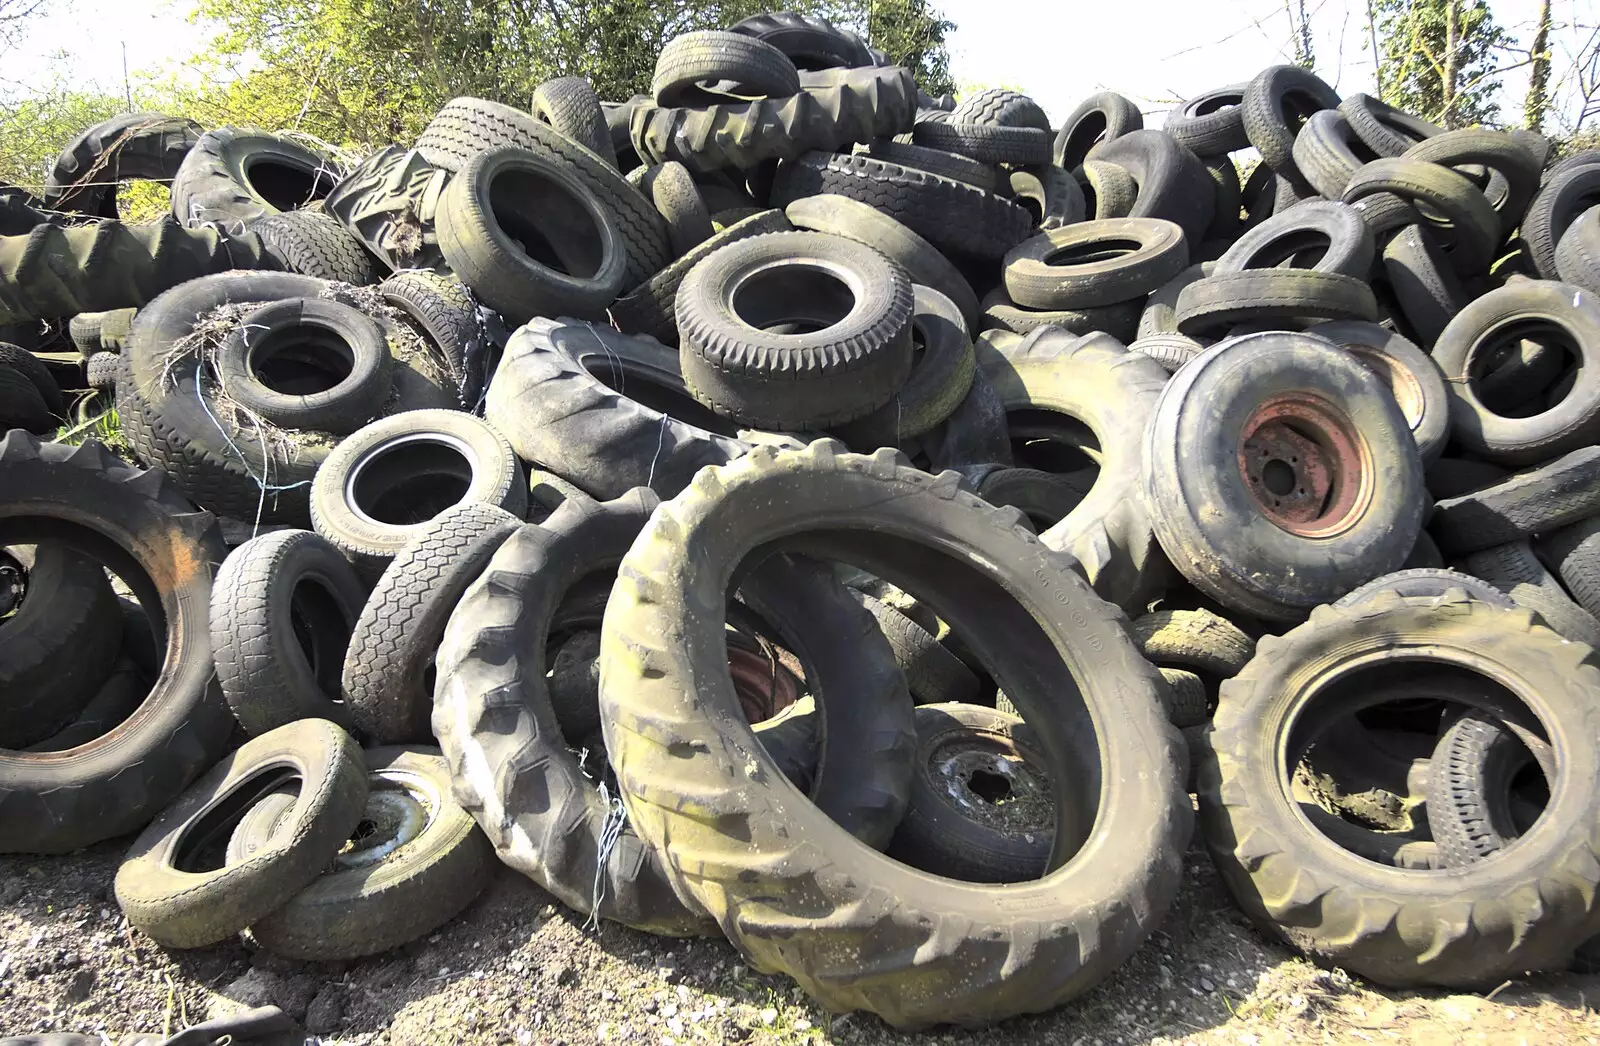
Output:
[
  {"xmin": 794, "ymin": 1018, "xmax": 811, "ymax": 1031},
  {"xmin": 59, "ymin": 968, "xmax": 93, "ymax": 1004},
  {"xmin": 675, "ymin": 984, "xmax": 690, "ymax": 1003},
  {"xmin": 596, "ymin": 1023, "xmax": 610, "ymax": 1042},
  {"xmin": 0, "ymin": 880, "xmax": 23, "ymax": 906},
  {"xmin": 1199, "ymin": 977, "xmax": 1216, "ymax": 992},
  {"xmin": 662, "ymin": 1003, "xmax": 677, "ymax": 1018},
  {"xmin": 667, "ymin": 1017, "xmax": 684, "ymax": 1035},
  {"xmin": 304, "ymin": 987, "xmax": 344, "ymax": 1035},
  {"xmin": 657, "ymin": 965, "xmax": 678, "ymax": 983},
  {"xmin": 642, "ymin": 998, "xmax": 659, "ymax": 1014},
  {"xmin": 439, "ymin": 965, "xmax": 452, "ymax": 976},
  {"xmin": 554, "ymin": 964, "xmax": 578, "ymax": 987},
  {"xmin": 760, "ymin": 1007, "xmax": 777, "ymax": 1026},
  {"xmin": 730, "ymin": 964, "xmax": 745, "ymax": 981},
  {"xmin": 601, "ymin": 989, "xmax": 616, "ymax": 1002}
]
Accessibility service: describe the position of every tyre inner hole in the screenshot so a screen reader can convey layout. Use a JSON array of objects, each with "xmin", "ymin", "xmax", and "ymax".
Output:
[
  {"xmin": 351, "ymin": 437, "xmax": 475, "ymax": 526},
  {"xmin": 1245, "ymin": 229, "xmax": 1332, "ymax": 271},
  {"xmin": 248, "ymin": 326, "xmax": 355, "ymax": 396},
  {"xmin": 1043, "ymin": 238, "xmax": 1144, "ymax": 268},
  {"xmin": 1286, "ymin": 662, "xmax": 1549, "ymax": 866},
  {"xmin": 1469, "ymin": 321, "xmax": 1580, "ymax": 417},
  {"xmin": 1061, "ymin": 111, "xmax": 1108, "ymax": 169},
  {"xmin": 0, "ymin": 549, "xmax": 24, "ymax": 620},
  {"xmin": 174, "ymin": 767, "xmax": 301, "ymax": 873},
  {"xmin": 490, "ymin": 167, "xmax": 606, "ymax": 279},
  {"xmin": 289, "ymin": 576, "xmax": 352, "ymax": 697},
  {"xmin": 244, "ymin": 159, "xmax": 337, "ymax": 211},
  {"xmin": 337, "ymin": 785, "xmax": 430, "ymax": 870},
  {"xmin": 580, "ymin": 356, "xmax": 744, "ymax": 437},
  {"xmin": 1007, "ymin": 409, "xmax": 1104, "ymax": 474},
  {"xmin": 1279, "ymin": 91, "xmax": 1324, "ymax": 134},
  {"xmin": 1192, "ymin": 94, "xmax": 1241, "ymax": 117},
  {"xmin": 731, "ymin": 263, "xmax": 857, "ymax": 335}
]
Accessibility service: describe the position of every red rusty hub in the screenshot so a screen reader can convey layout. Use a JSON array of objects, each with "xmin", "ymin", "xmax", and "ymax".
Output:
[
  {"xmin": 727, "ymin": 644, "xmax": 800, "ymax": 723},
  {"xmin": 1237, "ymin": 392, "xmax": 1373, "ymax": 537}
]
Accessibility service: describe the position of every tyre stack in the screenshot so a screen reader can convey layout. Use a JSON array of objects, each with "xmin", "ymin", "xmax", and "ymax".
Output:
[{"xmin": 3, "ymin": 11, "xmax": 1600, "ymax": 1034}]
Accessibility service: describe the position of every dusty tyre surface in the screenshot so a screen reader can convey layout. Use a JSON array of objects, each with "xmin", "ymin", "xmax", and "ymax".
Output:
[
  {"xmin": 1307, "ymin": 320, "xmax": 1449, "ymax": 463},
  {"xmin": 768, "ymin": 151, "xmax": 1033, "ymax": 262},
  {"xmin": 676, "ymin": 230, "xmax": 914, "ymax": 429},
  {"xmin": 783, "ymin": 192, "xmax": 980, "ymax": 332},
  {"xmin": 341, "ymin": 502, "xmax": 521, "ymax": 743},
  {"xmin": 437, "ymin": 146, "xmax": 627, "ymax": 324},
  {"xmin": 1430, "ymin": 447, "xmax": 1600, "ymax": 555},
  {"xmin": 309, "ymin": 409, "xmax": 526, "ymax": 572},
  {"xmin": 416, "ymin": 96, "xmax": 671, "ymax": 284},
  {"xmin": 0, "ymin": 435, "xmax": 236, "ymax": 854},
  {"xmin": 831, "ymin": 285, "xmax": 974, "ymax": 450},
  {"xmin": 600, "ymin": 439, "xmax": 1189, "ymax": 1027},
  {"xmin": 229, "ymin": 745, "xmax": 496, "ymax": 960},
  {"xmin": 1053, "ymin": 92, "xmax": 1142, "ymax": 170},
  {"xmin": 484, "ymin": 316, "xmax": 750, "ymax": 499},
  {"xmin": 1143, "ymin": 331, "xmax": 1425, "ymax": 620},
  {"xmin": 214, "ymin": 297, "xmax": 393, "ymax": 436},
  {"xmin": 531, "ymin": 77, "xmax": 616, "ymax": 168},
  {"xmin": 116, "ymin": 271, "xmax": 343, "ymax": 523},
  {"xmin": 1427, "ymin": 710, "xmax": 1550, "ymax": 867},
  {"xmin": 171, "ymin": 128, "xmax": 338, "ymax": 228},
  {"xmin": 1199, "ymin": 593, "xmax": 1600, "ymax": 987},
  {"xmin": 885, "ymin": 703, "xmax": 1054, "ymax": 884},
  {"xmin": 252, "ymin": 209, "xmax": 380, "ymax": 285},
  {"xmin": 1002, "ymin": 217, "xmax": 1188, "ymax": 310},
  {"xmin": 978, "ymin": 327, "xmax": 1169, "ymax": 609},
  {"xmin": 114, "ymin": 718, "xmax": 368, "ymax": 949},
  {"xmin": 210, "ymin": 529, "xmax": 366, "ymax": 736},
  {"xmin": 1431, "ymin": 281, "xmax": 1600, "ymax": 466}
]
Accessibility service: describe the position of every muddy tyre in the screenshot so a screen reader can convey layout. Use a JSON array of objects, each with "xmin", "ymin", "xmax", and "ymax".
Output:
[
  {"xmin": 600, "ymin": 440, "xmax": 1188, "ymax": 1027},
  {"xmin": 1143, "ymin": 331, "xmax": 1425, "ymax": 620},
  {"xmin": 1200, "ymin": 593, "xmax": 1600, "ymax": 986}
]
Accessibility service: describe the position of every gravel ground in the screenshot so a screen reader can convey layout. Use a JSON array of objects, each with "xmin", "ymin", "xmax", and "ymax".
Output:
[{"xmin": 3, "ymin": 834, "xmax": 1600, "ymax": 1045}]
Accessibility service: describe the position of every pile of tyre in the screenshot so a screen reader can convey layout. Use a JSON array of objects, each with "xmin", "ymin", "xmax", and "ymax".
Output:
[{"xmin": 5, "ymin": 7, "xmax": 1600, "ymax": 1029}]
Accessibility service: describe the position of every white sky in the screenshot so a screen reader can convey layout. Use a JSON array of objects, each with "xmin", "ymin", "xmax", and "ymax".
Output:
[{"xmin": 3, "ymin": 0, "xmax": 1595, "ymax": 135}]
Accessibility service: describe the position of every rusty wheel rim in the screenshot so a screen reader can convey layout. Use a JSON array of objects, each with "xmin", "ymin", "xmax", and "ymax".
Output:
[
  {"xmin": 1237, "ymin": 392, "xmax": 1373, "ymax": 538},
  {"xmin": 728, "ymin": 645, "xmax": 800, "ymax": 723}
]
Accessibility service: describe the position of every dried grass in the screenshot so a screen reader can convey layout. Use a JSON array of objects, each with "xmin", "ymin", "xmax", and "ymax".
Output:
[{"xmin": 156, "ymin": 279, "xmax": 459, "ymax": 473}]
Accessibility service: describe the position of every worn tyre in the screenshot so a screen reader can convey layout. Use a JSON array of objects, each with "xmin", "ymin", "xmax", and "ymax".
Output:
[
  {"xmin": 253, "ymin": 209, "xmax": 379, "ymax": 285},
  {"xmin": 341, "ymin": 502, "xmax": 520, "ymax": 743},
  {"xmin": 309, "ymin": 409, "xmax": 526, "ymax": 572},
  {"xmin": 676, "ymin": 230, "xmax": 914, "ymax": 429},
  {"xmin": 171, "ymin": 128, "xmax": 338, "ymax": 229},
  {"xmin": 210, "ymin": 529, "xmax": 367, "ymax": 735},
  {"xmin": 979, "ymin": 327, "xmax": 1168, "ymax": 609},
  {"xmin": 215, "ymin": 297, "xmax": 393, "ymax": 436},
  {"xmin": 1053, "ymin": 92, "xmax": 1142, "ymax": 170},
  {"xmin": 484, "ymin": 316, "xmax": 749, "ymax": 499},
  {"xmin": 0, "ymin": 435, "xmax": 235, "ymax": 853},
  {"xmin": 114, "ymin": 718, "xmax": 368, "ymax": 948},
  {"xmin": 531, "ymin": 76, "xmax": 616, "ymax": 168},
  {"xmin": 1307, "ymin": 320, "xmax": 1449, "ymax": 463},
  {"xmin": 437, "ymin": 146, "xmax": 627, "ymax": 324},
  {"xmin": 601, "ymin": 440, "xmax": 1188, "ymax": 1026},
  {"xmin": 230, "ymin": 745, "xmax": 495, "ymax": 960},
  {"xmin": 1432, "ymin": 280, "xmax": 1600, "ymax": 465},
  {"xmin": 1143, "ymin": 331, "xmax": 1425, "ymax": 619},
  {"xmin": 1199, "ymin": 593, "xmax": 1600, "ymax": 987},
  {"xmin": 1003, "ymin": 217, "xmax": 1188, "ymax": 310}
]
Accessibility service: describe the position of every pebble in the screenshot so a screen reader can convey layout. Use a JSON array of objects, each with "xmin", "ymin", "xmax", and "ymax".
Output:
[
  {"xmin": 760, "ymin": 1007, "xmax": 778, "ymax": 1026},
  {"xmin": 1200, "ymin": 977, "xmax": 1216, "ymax": 992},
  {"xmin": 794, "ymin": 1017, "xmax": 812, "ymax": 1030}
]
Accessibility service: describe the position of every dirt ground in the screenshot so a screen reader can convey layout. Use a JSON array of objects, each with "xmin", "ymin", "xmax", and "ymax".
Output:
[{"xmin": 2, "ymin": 834, "xmax": 1599, "ymax": 1046}]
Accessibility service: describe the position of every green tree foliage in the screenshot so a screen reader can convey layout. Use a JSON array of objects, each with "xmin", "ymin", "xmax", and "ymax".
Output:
[
  {"xmin": 862, "ymin": 0, "xmax": 955, "ymax": 96},
  {"xmin": 1373, "ymin": 0, "xmax": 1508, "ymax": 127},
  {"xmin": 181, "ymin": 0, "xmax": 954, "ymax": 147},
  {"xmin": 0, "ymin": 78, "xmax": 123, "ymax": 189}
]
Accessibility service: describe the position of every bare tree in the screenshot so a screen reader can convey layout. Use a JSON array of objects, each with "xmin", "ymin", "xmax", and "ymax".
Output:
[{"xmin": 1525, "ymin": 0, "xmax": 1552, "ymax": 130}]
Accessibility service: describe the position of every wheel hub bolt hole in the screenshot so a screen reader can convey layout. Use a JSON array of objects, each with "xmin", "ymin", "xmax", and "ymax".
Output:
[{"xmin": 967, "ymin": 768, "xmax": 1016, "ymax": 804}]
